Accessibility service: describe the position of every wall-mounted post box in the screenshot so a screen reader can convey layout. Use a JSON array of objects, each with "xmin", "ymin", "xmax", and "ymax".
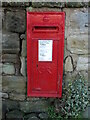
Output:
[{"xmin": 27, "ymin": 12, "xmax": 65, "ymax": 98}]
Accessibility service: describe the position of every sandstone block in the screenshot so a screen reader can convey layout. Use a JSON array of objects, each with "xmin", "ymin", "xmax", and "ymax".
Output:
[
  {"xmin": 65, "ymin": 56, "xmax": 74, "ymax": 72},
  {"xmin": 19, "ymin": 100, "xmax": 49, "ymax": 113},
  {"xmin": 9, "ymin": 92, "xmax": 26, "ymax": 101},
  {"xmin": 67, "ymin": 34, "xmax": 88, "ymax": 54},
  {"xmin": 64, "ymin": 8, "xmax": 88, "ymax": 38},
  {"xmin": 21, "ymin": 40, "xmax": 27, "ymax": 57},
  {"xmin": 2, "ymin": 63, "xmax": 15, "ymax": 75},
  {"xmin": 76, "ymin": 56, "xmax": 88, "ymax": 71},
  {"xmin": 2, "ymin": 54, "xmax": 19, "ymax": 63},
  {"xmin": 20, "ymin": 57, "xmax": 26, "ymax": 76},
  {"xmin": 2, "ymin": 76, "xmax": 26, "ymax": 94}
]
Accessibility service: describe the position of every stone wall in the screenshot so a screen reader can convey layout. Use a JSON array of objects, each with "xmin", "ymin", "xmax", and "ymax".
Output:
[{"xmin": 0, "ymin": 2, "xmax": 89, "ymax": 120}]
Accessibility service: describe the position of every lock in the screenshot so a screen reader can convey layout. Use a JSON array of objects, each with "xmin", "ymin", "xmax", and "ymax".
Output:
[{"xmin": 36, "ymin": 64, "xmax": 38, "ymax": 68}]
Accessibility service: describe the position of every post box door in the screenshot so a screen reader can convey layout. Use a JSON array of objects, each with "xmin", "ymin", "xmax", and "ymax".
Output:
[
  {"xmin": 32, "ymin": 39, "xmax": 58, "ymax": 93},
  {"xmin": 27, "ymin": 12, "xmax": 65, "ymax": 97}
]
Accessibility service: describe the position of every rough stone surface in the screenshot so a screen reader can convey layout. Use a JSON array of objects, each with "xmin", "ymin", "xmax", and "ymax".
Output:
[
  {"xmin": 9, "ymin": 92, "xmax": 26, "ymax": 101},
  {"xmin": 19, "ymin": 100, "xmax": 49, "ymax": 113},
  {"xmin": 20, "ymin": 34, "xmax": 26, "ymax": 40},
  {"xmin": 2, "ymin": 63, "xmax": 15, "ymax": 75},
  {"xmin": 66, "ymin": 2, "xmax": 88, "ymax": 8},
  {"xmin": 0, "ymin": 53, "xmax": 2, "ymax": 62},
  {"xmin": 32, "ymin": 2, "xmax": 89, "ymax": 8},
  {"xmin": 0, "ymin": 92, "xmax": 8, "ymax": 99},
  {"xmin": 27, "ymin": 7, "xmax": 61, "ymax": 12},
  {"xmin": 0, "ymin": 8, "xmax": 2, "ymax": 31},
  {"xmin": 28, "ymin": 116, "xmax": 40, "ymax": 120},
  {"xmin": 2, "ymin": 76, "xmax": 26, "ymax": 94},
  {"xmin": 67, "ymin": 34, "xmax": 88, "ymax": 54},
  {"xmin": 21, "ymin": 40, "xmax": 27, "ymax": 57},
  {"xmin": 64, "ymin": 56, "xmax": 73, "ymax": 72},
  {"xmin": 64, "ymin": 8, "xmax": 88, "ymax": 37},
  {"xmin": 64, "ymin": 71, "xmax": 78, "ymax": 87},
  {"xmin": 6, "ymin": 110, "xmax": 24, "ymax": 119},
  {"xmin": 0, "ymin": 100, "xmax": 2, "ymax": 120},
  {"xmin": 2, "ymin": 2, "xmax": 30, "ymax": 7},
  {"xmin": 24, "ymin": 113, "xmax": 39, "ymax": 120},
  {"xmin": 32, "ymin": 2, "xmax": 65, "ymax": 8},
  {"xmin": 5, "ymin": 9, "xmax": 25, "ymax": 33},
  {"xmin": 14, "ymin": 56, "xmax": 21, "ymax": 76},
  {"xmin": 0, "ymin": 32, "xmax": 2, "ymax": 55},
  {"xmin": 3, "ymin": 99, "xmax": 19, "ymax": 111},
  {"xmin": 0, "ymin": 63, "xmax": 2, "ymax": 75},
  {"xmin": 70, "ymin": 54, "xmax": 79, "ymax": 70},
  {"xmin": 0, "ymin": 75, "xmax": 2, "ymax": 93},
  {"xmin": 27, "ymin": 97, "xmax": 40, "ymax": 101},
  {"xmin": 2, "ymin": 32, "xmax": 20, "ymax": 54},
  {"xmin": 2, "ymin": 54, "xmax": 19, "ymax": 63},
  {"xmin": 80, "ymin": 71, "xmax": 88, "ymax": 81},
  {"xmin": 76, "ymin": 56, "xmax": 88, "ymax": 71},
  {"xmin": 20, "ymin": 57, "xmax": 26, "ymax": 76},
  {"xmin": 39, "ymin": 113, "xmax": 48, "ymax": 119}
]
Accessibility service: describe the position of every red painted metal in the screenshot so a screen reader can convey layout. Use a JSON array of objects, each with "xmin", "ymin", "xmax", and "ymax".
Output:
[{"xmin": 27, "ymin": 12, "xmax": 65, "ymax": 98}]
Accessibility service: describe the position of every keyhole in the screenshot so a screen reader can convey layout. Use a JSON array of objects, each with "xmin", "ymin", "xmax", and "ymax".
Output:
[{"xmin": 36, "ymin": 64, "xmax": 38, "ymax": 68}]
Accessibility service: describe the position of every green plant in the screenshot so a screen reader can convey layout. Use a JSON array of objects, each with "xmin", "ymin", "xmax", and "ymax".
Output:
[
  {"xmin": 48, "ymin": 74, "xmax": 88, "ymax": 119},
  {"xmin": 48, "ymin": 106, "xmax": 62, "ymax": 119}
]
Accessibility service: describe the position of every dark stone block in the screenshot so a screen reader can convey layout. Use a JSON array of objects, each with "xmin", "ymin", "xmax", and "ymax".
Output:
[
  {"xmin": 19, "ymin": 100, "xmax": 49, "ymax": 113},
  {"xmin": 2, "ymin": 32, "xmax": 20, "ymax": 54},
  {"xmin": 6, "ymin": 110, "xmax": 24, "ymax": 119},
  {"xmin": 5, "ymin": 9, "xmax": 26, "ymax": 33},
  {"xmin": 2, "ymin": 2, "xmax": 30, "ymax": 7},
  {"xmin": 2, "ymin": 75, "xmax": 26, "ymax": 94},
  {"xmin": 66, "ymin": 2, "xmax": 88, "ymax": 8},
  {"xmin": 32, "ymin": 2, "xmax": 89, "ymax": 8},
  {"xmin": 2, "ymin": 54, "xmax": 19, "ymax": 63},
  {"xmin": 32, "ymin": 2, "xmax": 65, "ymax": 8},
  {"xmin": 2, "ymin": 99, "xmax": 19, "ymax": 111},
  {"xmin": 24, "ymin": 113, "xmax": 39, "ymax": 120},
  {"xmin": 39, "ymin": 113, "xmax": 48, "ymax": 119}
]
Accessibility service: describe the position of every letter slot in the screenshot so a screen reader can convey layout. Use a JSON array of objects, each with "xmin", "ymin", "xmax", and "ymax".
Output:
[{"xmin": 32, "ymin": 26, "xmax": 59, "ymax": 33}]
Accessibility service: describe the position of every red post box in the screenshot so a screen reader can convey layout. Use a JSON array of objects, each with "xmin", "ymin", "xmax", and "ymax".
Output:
[{"xmin": 27, "ymin": 12, "xmax": 65, "ymax": 98}]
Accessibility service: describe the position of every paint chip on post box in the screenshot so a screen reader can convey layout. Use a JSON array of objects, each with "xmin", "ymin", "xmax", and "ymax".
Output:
[
  {"xmin": 39, "ymin": 40, "xmax": 53, "ymax": 61},
  {"xmin": 27, "ymin": 12, "xmax": 65, "ymax": 98}
]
